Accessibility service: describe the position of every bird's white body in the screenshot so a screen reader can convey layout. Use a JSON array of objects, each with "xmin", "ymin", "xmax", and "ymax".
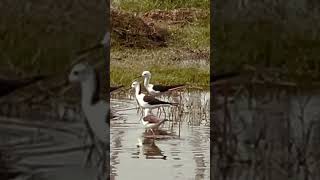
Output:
[
  {"xmin": 132, "ymin": 81, "xmax": 171, "ymax": 109},
  {"xmin": 82, "ymin": 101, "xmax": 108, "ymax": 143},
  {"xmin": 142, "ymin": 71, "xmax": 159, "ymax": 95},
  {"xmin": 136, "ymin": 93, "xmax": 170, "ymax": 109},
  {"xmin": 145, "ymin": 85, "xmax": 159, "ymax": 95},
  {"xmin": 141, "ymin": 117, "xmax": 165, "ymax": 130},
  {"xmin": 143, "ymin": 76, "xmax": 159, "ymax": 95},
  {"xmin": 69, "ymin": 63, "xmax": 108, "ymax": 143},
  {"xmin": 141, "ymin": 117, "xmax": 160, "ymax": 130}
]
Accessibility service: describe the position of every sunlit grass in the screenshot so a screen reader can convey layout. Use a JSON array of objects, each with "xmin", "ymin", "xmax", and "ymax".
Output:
[
  {"xmin": 112, "ymin": 0, "xmax": 209, "ymax": 13},
  {"xmin": 170, "ymin": 20, "xmax": 210, "ymax": 49},
  {"xmin": 111, "ymin": 48, "xmax": 209, "ymax": 88},
  {"xmin": 111, "ymin": 65, "xmax": 209, "ymax": 89}
]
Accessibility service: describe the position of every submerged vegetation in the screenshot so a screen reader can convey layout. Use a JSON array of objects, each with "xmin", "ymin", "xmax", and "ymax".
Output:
[{"xmin": 110, "ymin": 0, "xmax": 210, "ymax": 88}]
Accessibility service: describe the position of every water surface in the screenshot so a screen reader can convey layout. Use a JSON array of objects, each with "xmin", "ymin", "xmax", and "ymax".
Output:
[{"xmin": 110, "ymin": 92, "xmax": 210, "ymax": 180}]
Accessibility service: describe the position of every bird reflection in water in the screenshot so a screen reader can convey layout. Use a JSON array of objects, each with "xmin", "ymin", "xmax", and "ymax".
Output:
[{"xmin": 136, "ymin": 136, "xmax": 167, "ymax": 160}]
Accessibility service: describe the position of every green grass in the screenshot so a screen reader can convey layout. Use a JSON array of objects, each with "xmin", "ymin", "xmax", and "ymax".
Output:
[
  {"xmin": 170, "ymin": 19, "xmax": 210, "ymax": 49},
  {"xmin": 111, "ymin": 1, "xmax": 210, "ymax": 88},
  {"xmin": 111, "ymin": 65, "xmax": 209, "ymax": 89},
  {"xmin": 111, "ymin": 48, "xmax": 209, "ymax": 88},
  {"xmin": 112, "ymin": 0, "xmax": 209, "ymax": 13}
]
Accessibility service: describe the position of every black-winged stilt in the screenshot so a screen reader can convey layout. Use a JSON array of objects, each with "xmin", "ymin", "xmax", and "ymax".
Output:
[
  {"xmin": 68, "ymin": 62, "xmax": 109, "ymax": 143},
  {"xmin": 69, "ymin": 63, "xmax": 109, "ymax": 179},
  {"xmin": 131, "ymin": 81, "xmax": 178, "ymax": 111},
  {"xmin": 140, "ymin": 71, "xmax": 185, "ymax": 96},
  {"xmin": 141, "ymin": 108, "xmax": 169, "ymax": 136},
  {"xmin": 0, "ymin": 75, "xmax": 46, "ymax": 97}
]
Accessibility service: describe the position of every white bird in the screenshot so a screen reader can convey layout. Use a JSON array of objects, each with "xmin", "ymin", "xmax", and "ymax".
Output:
[
  {"xmin": 140, "ymin": 71, "xmax": 185, "ymax": 96},
  {"xmin": 131, "ymin": 81, "xmax": 178, "ymax": 111},
  {"xmin": 141, "ymin": 108, "xmax": 169, "ymax": 136},
  {"xmin": 69, "ymin": 63, "xmax": 109, "ymax": 179},
  {"xmin": 69, "ymin": 63, "xmax": 108, "ymax": 143}
]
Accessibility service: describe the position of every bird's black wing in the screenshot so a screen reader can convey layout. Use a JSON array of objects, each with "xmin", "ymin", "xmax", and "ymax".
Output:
[
  {"xmin": 152, "ymin": 84, "xmax": 185, "ymax": 92},
  {"xmin": 143, "ymin": 95, "xmax": 171, "ymax": 105}
]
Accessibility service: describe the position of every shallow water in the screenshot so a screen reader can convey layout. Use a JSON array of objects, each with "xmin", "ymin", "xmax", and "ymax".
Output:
[
  {"xmin": 0, "ymin": 90, "xmax": 210, "ymax": 180},
  {"xmin": 110, "ymin": 92, "xmax": 210, "ymax": 180}
]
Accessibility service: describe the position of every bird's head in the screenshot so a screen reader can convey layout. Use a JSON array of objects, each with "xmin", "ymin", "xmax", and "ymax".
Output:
[
  {"xmin": 142, "ymin": 71, "xmax": 151, "ymax": 78},
  {"xmin": 68, "ymin": 63, "xmax": 94, "ymax": 83},
  {"xmin": 131, "ymin": 81, "xmax": 140, "ymax": 88}
]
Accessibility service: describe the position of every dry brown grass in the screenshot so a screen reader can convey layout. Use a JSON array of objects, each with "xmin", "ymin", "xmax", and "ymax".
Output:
[{"xmin": 111, "ymin": 8, "xmax": 168, "ymax": 48}]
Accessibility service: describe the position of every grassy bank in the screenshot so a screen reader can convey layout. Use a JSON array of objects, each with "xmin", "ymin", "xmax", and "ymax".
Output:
[
  {"xmin": 111, "ymin": 48, "xmax": 209, "ymax": 87},
  {"xmin": 112, "ymin": 0, "xmax": 209, "ymax": 12},
  {"xmin": 110, "ymin": 0, "xmax": 210, "ymax": 89}
]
